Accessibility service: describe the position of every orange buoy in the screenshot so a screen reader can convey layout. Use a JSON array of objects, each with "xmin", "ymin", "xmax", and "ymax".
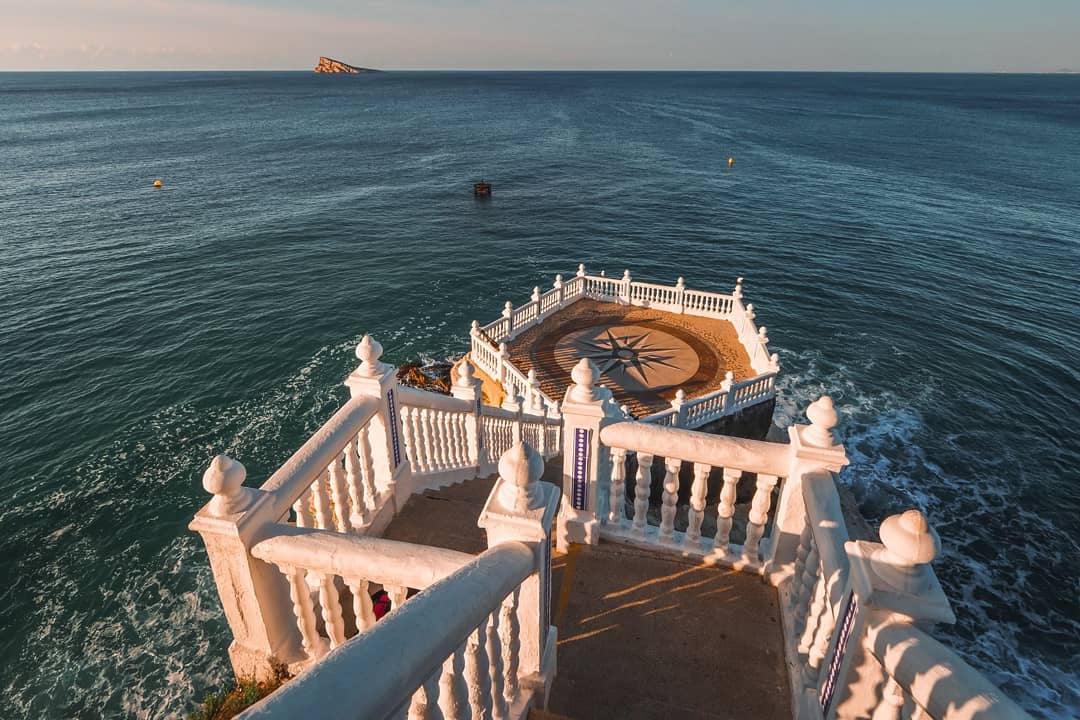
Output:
[
  {"xmin": 727, "ymin": 157, "xmax": 734, "ymax": 167},
  {"xmin": 153, "ymin": 179, "xmax": 163, "ymax": 188}
]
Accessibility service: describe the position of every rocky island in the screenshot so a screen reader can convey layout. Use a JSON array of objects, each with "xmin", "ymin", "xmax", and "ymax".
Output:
[{"xmin": 314, "ymin": 56, "xmax": 380, "ymax": 74}]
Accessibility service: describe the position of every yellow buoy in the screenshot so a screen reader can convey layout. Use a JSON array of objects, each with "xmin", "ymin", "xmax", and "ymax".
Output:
[
  {"xmin": 727, "ymin": 157, "xmax": 734, "ymax": 167},
  {"xmin": 153, "ymin": 179, "xmax": 162, "ymax": 188}
]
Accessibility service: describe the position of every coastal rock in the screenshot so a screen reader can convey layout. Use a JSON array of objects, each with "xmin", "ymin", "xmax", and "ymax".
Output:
[
  {"xmin": 314, "ymin": 57, "xmax": 380, "ymax": 74},
  {"xmin": 396, "ymin": 360, "xmax": 454, "ymax": 395}
]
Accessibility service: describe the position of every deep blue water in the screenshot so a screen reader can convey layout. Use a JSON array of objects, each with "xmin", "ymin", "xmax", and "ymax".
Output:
[{"xmin": 0, "ymin": 71, "xmax": 1077, "ymax": 718}]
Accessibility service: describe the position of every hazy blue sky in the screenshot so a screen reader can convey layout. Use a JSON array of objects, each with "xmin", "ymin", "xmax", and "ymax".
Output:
[{"xmin": 3, "ymin": 0, "xmax": 1079, "ymax": 71}]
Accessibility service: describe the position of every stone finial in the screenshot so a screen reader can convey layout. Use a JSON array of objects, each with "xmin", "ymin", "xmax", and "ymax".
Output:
[
  {"xmin": 577, "ymin": 263, "xmax": 586, "ymax": 277},
  {"xmin": 804, "ymin": 396, "xmax": 840, "ymax": 448},
  {"xmin": 553, "ymin": 274, "xmax": 563, "ymax": 289},
  {"xmin": 721, "ymin": 371, "xmax": 734, "ymax": 392},
  {"xmin": 470, "ymin": 320, "xmax": 480, "ymax": 333},
  {"xmin": 532, "ymin": 286, "xmax": 541, "ymax": 303},
  {"xmin": 672, "ymin": 388, "xmax": 687, "ymax": 408},
  {"xmin": 620, "ymin": 404, "xmax": 633, "ymax": 419},
  {"xmin": 758, "ymin": 326, "xmax": 769, "ymax": 344},
  {"xmin": 355, "ymin": 335, "xmax": 387, "ymax": 378},
  {"xmin": 497, "ymin": 442, "xmax": 544, "ymax": 512},
  {"xmin": 202, "ymin": 454, "xmax": 253, "ymax": 516},
  {"xmin": 769, "ymin": 353, "xmax": 780, "ymax": 372},
  {"xmin": 871, "ymin": 509, "xmax": 941, "ymax": 593},
  {"xmin": 745, "ymin": 303, "xmax": 755, "ymax": 321},
  {"xmin": 622, "ymin": 269, "xmax": 632, "ymax": 282},
  {"xmin": 527, "ymin": 368, "xmax": 538, "ymax": 383},
  {"xmin": 733, "ymin": 276, "xmax": 744, "ymax": 299},
  {"xmin": 456, "ymin": 360, "xmax": 476, "ymax": 387},
  {"xmin": 498, "ymin": 341, "xmax": 509, "ymax": 358},
  {"xmin": 569, "ymin": 358, "xmax": 601, "ymax": 402},
  {"xmin": 676, "ymin": 276, "xmax": 685, "ymax": 289},
  {"xmin": 502, "ymin": 301, "xmax": 513, "ymax": 319}
]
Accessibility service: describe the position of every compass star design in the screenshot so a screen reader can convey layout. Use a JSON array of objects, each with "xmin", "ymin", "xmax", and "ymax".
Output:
[{"xmin": 576, "ymin": 329, "xmax": 683, "ymax": 384}]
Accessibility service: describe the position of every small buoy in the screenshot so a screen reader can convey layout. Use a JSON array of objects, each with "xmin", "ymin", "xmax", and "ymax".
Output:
[
  {"xmin": 727, "ymin": 157, "xmax": 734, "ymax": 167},
  {"xmin": 473, "ymin": 180, "xmax": 492, "ymax": 197},
  {"xmin": 153, "ymin": 179, "xmax": 163, "ymax": 188}
]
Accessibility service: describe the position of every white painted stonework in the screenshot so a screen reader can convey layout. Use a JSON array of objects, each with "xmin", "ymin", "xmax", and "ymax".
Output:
[{"xmin": 189, "ymin": 268, "xmax": 1030, "ymax": 720}]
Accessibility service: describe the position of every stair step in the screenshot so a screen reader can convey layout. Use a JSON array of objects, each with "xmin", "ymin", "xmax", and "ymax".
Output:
[{"xmin": 528, "ymin": 710, "xmax": 573, "ymax": 720}]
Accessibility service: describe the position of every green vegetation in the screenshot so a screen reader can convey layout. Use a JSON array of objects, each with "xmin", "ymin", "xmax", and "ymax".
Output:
[{"xmin": 188, "ymin": 667, "xmax": 290, "ymax": 720}]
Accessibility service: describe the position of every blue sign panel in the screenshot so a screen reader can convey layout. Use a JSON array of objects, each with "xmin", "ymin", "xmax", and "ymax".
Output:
[
  {"xmin": 820, "ymin": 590, "xmax": 859, "ymax": 715},
  {"xmin": 386, "ymin": 388, "xmax": 401, "ymax": 469},
  {"xmin": 571, "ymin": 428, "xmax": 591, "ymax": 511}
]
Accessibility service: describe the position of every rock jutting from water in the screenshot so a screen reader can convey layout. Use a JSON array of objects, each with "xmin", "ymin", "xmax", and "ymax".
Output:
[{"xmin": 314, "ymin": 57, "xmax": 380, "ymax": 74}]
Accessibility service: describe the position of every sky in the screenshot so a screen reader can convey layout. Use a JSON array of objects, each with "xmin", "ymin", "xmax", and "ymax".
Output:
[{"xmin": 2, "ymin": 0, "xmax": 1079, "ymax": 72}]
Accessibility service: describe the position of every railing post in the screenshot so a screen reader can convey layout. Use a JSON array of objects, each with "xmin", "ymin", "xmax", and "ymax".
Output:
[
  {"xmin": 478, "ymin": 442, "xmax": 561, "ymax": 711},
  {"xmin": 497, "ymin": 342, "xmax": 510, "ymax": 387},
  {"xmin": 576, "ymin": 263, "xmax": 586, "ymax": 278},
  {"xmin": 553, "ymin": 274, "xmax": 564, "ymax": 308},
  {"xmin": 189, "ymin": 456, "xmax": 299, "ymax": 681},
  {"xmin": 815, "ymin": 511, "xmax": 955, "ymax": 720},
  {"xmin": 344, "ymin": 335, "xmax": 410, "ymax": 507},
  {"xmin": 720, "ymin": 371, "xmax": 734, "ymax": 414},
  {"xmin": 621, "ymin": 269, "xmax": 632, "ymax": 304},
  {"xmin": 670, "ymin": 388, "xmax": 687, "ymax": 427},
  {"xmin": 733, "ymin": 276, "xmax": 744, "ymax": 300},
  {"xmin": 765, "ymin": 396, "xmax": 849, "ymax": 585},
  {"xmin": 531, "ymin": 286, "xmax": 542, "ymax": 325},
  {"xmin": 451, "ymin": 360, "xmax": 483, "ymax": 467},
  {"xmin": 675, "ymin": 276, "xmax": 686, "ymax": 314},
  {"xmin": 556, "ymin": 358, "xmax": 623, "ymax": 552},
  {"xmin": 502, "ymin": 301, "xmax": 514, "ymax": 339}
]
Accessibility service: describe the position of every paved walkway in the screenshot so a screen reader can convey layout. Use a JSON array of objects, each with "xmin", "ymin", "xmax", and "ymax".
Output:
[
  {"xmin": 499, "ymin": 299, "xmax": 754, "ymax": 417},
  {"xmin": 382, "ymin": 468, "xmax": 790, "ymax": 720}
]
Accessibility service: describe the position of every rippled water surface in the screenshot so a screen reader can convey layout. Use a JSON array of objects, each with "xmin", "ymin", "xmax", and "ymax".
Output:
[{"xmin": 0, "ymin": 71, "xmax": 1077, "ymax": 718}]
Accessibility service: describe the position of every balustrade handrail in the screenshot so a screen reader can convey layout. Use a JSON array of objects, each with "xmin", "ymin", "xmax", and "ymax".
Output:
[
  {"xmin": 481, "ymin": 404, "xmax": 559, "ymax": 424},
  {"xmin": 396, "ymin": 385, "xmax": 474, "ymax": 413},
  {"xmin": 259, "ymin": 395, "xmax": 381, "ymax": 520},
  {"xmin": 252, "ymin": 525, "xmax": 475, "ymax": 590},
  {"xmin": 600, "ymin": 420, "xmax": 789, "ymax": 478},
  {"xmin": 238, "ymin": 541, "xmax": 535, "ymax": 720},
  {"xmin": 866, "ymin": 619, "xmax": 1031, "ymax": 720},
  {"xmin": 800, "ymin": 469, "xmax": 850, "ymax": 610}
]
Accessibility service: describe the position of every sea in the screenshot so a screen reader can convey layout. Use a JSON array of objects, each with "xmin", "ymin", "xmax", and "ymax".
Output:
[{"xmin": 0, "ymin": 71, "xmax": 1077, "ymax": 718}]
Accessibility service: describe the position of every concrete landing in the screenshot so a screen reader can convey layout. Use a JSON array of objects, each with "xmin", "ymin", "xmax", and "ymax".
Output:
[{"xmin": 382, "ymin": 470, "xmax": 790, "ymax": 720}]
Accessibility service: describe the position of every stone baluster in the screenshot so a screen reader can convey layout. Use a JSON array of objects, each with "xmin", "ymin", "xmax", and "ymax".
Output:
[
  {"xmin": 607, "ymin": 447, "xmax": 628, "ymax": 528},
  {"xmin": 806, "ymin": 569, "xmax": 844, "ymax": 683},
  {"xmin": 714, "ymin": 468, "xmax": 741, "ymax": 555},
  {"xmin": 344, "ymin": 436, "xmax": 370, "ymax": 528},
  {"xmin": 357, "ymin": 425, "xmax": 378, "ymax": 506},
  {"xmin": 407, "ymin": 407, "xmax": 429, "ymax": 473},
  {"xmin": 408, "ymin": 674, "xmax": 439, "ymax": 720},
  {"xmin": 631, "ymin": 452, "xmax": 654, "ymax": 536},
  {"xmin": 686, "ymin": 462, "xmax": 710, "ymax": 547},
  {"xmin": 486, "ymin": 609, "xmax": 508, "ymax": 720},
  {"xmin": 400, "ymin": 406, "xmax": 421, "ymax": 472},
  {"xmin": 346, "ymin": 577, "xmax": 377, "ymax": 633},
  {"xmin": 798, "ymin": 562, "xmax": 826, "ymax": 660},
  {"xmin": 328, "ymin": 454, "xmax": 350, "ymax": 532},
  {"xmin": 387, "ymin": 584, "xmax": 409, "ymax": 613},
  {"xmin": 311, "ymin": 469, "xmax": 333, "ymax": 530},
  {"xmin": 437, "ymin": 411, "xmax": 452, "ymax": 467},
  {"xmin": 316, "ymin": 572, "xmax": 346, "ymax": 649},
  {"xmin": 293, "ymin": 490, "xmax": 314, "ymax": 528},
  {"xmin": 465, "ymin": 621, "xmax": 493, "ymax": 719},
  {"xmin": 790, "ymin": 525, "xmax": 812, "ymax": 609},
  {"xmin": 659, "ymin": 458, "xmax": 681, "ymax": 544},
  {"xmin": 438, "ymin": 644, "xmax": 470, "ymax": 720},
  {"xmin": 743, "ymin": 473, "xmax": 779, "ymax": 563},
  {"xmin": 280, "ymin": 564, "xmax": 327, "ymax": 661},
  {"xmin": 500, "ymin": 594, "xmax": 520, "ymax": 706},
  {"xmin": 792, "ymin": 544, "xmax": 819, "ymax": 639},
  {"xmin": 420, "ymin": 408, "xmax": 439, "ymax": 471}
]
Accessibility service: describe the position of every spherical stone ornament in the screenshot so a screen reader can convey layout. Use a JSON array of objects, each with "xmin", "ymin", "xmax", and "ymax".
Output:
[
  {"xmin": 569, "ymin": 358, "xmax": 600, "ymax": 402},
  {"xmin": 497, "ymin": 442, "xmax": 544, "ymax": 512},
  {"xmin": 880, "ymin": 510, "xmax": 940, "ymax": 565},
  {"xmin": 456, "ymin": 361, "xmax": 476, "ymax": 386},
  {"xmin": 805, "ymin": 396, "xmax": 839, "ymax": 448},
  {"xmin": 202, "ymin": 454, "xmax": 251, "ymax": 516}
]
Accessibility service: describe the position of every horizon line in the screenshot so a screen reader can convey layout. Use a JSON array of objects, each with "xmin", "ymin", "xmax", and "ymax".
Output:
[{"xmin": 2, "ymin": 68, "xmax": 1078, "ymax": 74}]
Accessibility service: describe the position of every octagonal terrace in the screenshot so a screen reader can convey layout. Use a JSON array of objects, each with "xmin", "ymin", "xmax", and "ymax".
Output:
[{"xmin": 493, "ymin": 299, "xmax": 754, "ymax": 418}]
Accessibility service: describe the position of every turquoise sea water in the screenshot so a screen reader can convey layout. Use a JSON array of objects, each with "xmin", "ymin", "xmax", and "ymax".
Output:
[{"xmin": 0, "ymin": 71, "xmax": 1077, "ymax": 718}]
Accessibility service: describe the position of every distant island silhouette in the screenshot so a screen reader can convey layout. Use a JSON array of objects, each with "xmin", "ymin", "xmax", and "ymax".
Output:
[{"xmin": 314, "ymin": 57, "xmax": 381, "ymax": 74}]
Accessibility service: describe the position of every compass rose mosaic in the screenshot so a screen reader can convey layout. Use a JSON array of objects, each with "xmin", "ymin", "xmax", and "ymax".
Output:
[{"xmin": 553, "ymin": 324, "xmax": 699, "ymax": 389}]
